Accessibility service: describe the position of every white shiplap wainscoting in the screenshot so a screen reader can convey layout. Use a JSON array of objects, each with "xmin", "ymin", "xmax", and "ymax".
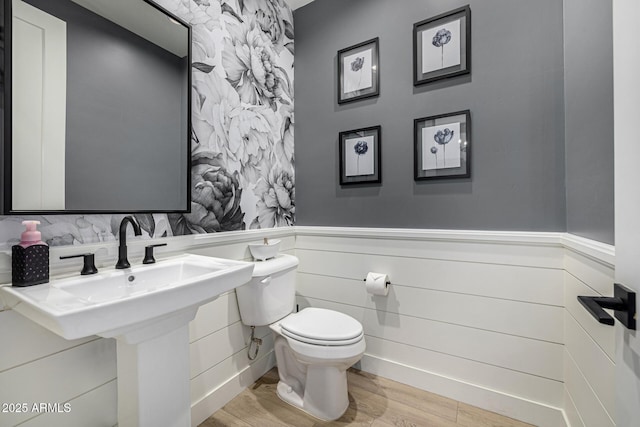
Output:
[
  {"xmin": 562, "ymin": 235, "xmax": 615, "ymax": 427},
  {"xmin": 0, "ymin": 227, "xmax": 615, "ymax": 427},
  {"xmin": 294, "ymin": 227, "xmax": 616, "ymax": 427},
  {"xmin": 0, "ymin": 228, "xmax": 295, "ymax": 427}
]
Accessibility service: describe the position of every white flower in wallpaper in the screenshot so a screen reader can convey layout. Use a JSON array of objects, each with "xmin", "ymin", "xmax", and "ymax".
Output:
[
  {"xmin": 169, "ymin": 154, "xmax": 245, "ymax": 234},
  {"xmin": 191, "ymin": 71, "xmax": 240, "ymax": 161},
  {"xmin": 277, "ymin": 104, "xmax": 294, "ymax": 167},
  {"xmin": 168, "ymin": 0, "xmax": 223, "ymax": 32},
  {"xmin": 241, "ymin": 0, "xmax": 294, "ymax": 54},
  {"xmin": 227, "ymin": 106, "xmax": 279, "ymax": 183},
  {"xmin": 0, "ymin": 0, "xmax": 295, "ymax": 245},
  {"xmin": 190, "ymin": 66, "xmax": 284, "ymax": 193},
  {"xmin": 251, "ymin": 164, "xmax": 295, "ymax": 229},
  {"xmin": 192, "ymin": 27, "xmax": 218, "ymax": 74},
  {"xmin": 223, "ymin": 19, "xmax": 292, "ymax": 109}
]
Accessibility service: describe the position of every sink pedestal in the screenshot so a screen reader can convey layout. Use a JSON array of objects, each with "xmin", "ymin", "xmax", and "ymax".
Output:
[{"xmin": 107, "ymin": 308, "xmax": 199, "ymax": 427}]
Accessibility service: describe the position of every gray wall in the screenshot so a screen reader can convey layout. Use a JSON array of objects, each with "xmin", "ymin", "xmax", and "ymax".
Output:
[
  {"xmin": 294, "ymin": 0, "xmax": 567, "ymax": 232},
  {"xmin": 563, "ymin": 0, "xmax": 614, "ymax": 244},
  {"xmin": 26, "ymin": 0, "xmax": 187, "ymax": 211}
]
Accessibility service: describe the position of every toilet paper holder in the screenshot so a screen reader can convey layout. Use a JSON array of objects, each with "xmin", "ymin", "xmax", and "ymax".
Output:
[{"xmin": 362, "ymin": 277, "xmax": 391, "ymax": 285}]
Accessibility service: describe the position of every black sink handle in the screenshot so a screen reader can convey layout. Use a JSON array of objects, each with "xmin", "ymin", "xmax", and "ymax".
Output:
[
  {"xmin": 60, "ymin": 253, "xmax": 98, "ymax": 275},
  {"xmin": 143, "ymin": 243, "xmax": 168, "ymax": 264}
]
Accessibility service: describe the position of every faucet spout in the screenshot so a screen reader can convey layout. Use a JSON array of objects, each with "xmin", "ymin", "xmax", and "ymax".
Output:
[{"xmin": 116, "ymin": 216, "xmax": 142, "ymax": 269}]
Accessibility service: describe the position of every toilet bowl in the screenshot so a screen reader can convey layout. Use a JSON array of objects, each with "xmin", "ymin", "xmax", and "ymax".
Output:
[{"xmin": 235, "ymin": 254, "xmax": 366, "ymax": 421}]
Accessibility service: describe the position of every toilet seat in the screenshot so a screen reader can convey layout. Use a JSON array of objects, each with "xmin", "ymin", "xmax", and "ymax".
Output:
[
  {"xmin": 279, "ymin": 308, "xmax": 364, "ymax": 346},
  {"xmin": 282, "ymin": 329, "xmax": 364, "ymax": 346}
]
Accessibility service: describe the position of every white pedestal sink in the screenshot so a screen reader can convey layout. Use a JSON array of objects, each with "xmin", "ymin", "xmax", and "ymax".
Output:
[{"xmin": 0, "ymin": 254, "xmax": 254, "ymax": 427}]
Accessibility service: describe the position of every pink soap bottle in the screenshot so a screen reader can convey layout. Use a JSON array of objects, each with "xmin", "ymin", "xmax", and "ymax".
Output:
[
  {"xmin": 19, "ymin": 221, "xmax": 47, "ymax": 248},
  {"xmin": 12, "ymin": 221, "xmax": 50, "ymax": 287}
]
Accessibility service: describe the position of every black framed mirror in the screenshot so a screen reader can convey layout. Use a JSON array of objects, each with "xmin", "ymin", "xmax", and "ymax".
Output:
[{"xmin": 1, "ymin": 0, "xmax": 191, "ymax": 214}]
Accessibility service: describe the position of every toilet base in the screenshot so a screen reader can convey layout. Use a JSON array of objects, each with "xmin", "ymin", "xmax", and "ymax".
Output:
[
  {"xmin": 269, "ymin": 313, "xmax": 366, "ymax": 422},
  {"xmin": 275, "ymin": 364, "xmax": 349, "ymax": 421}
]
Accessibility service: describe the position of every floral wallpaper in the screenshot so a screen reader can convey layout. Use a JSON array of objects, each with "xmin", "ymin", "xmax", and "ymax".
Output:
[{"xmin": 0, "ymin": 0, "xmax": 295, "ymax": 248}]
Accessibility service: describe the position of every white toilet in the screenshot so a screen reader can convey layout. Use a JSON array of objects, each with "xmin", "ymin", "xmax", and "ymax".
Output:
[{"xmin": 235, "ymin": 254, "xmax": 366, "ymax": 421}]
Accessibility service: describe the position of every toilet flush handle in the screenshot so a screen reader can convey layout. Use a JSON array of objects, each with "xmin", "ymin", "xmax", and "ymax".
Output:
[{"xmin": 260, "ymin": 276, "xmax": 272, "ymax": 285}]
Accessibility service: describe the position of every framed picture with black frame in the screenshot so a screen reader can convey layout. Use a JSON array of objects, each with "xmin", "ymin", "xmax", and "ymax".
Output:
[
  {"xmin": 339, "ymin": 125, "xmax": 381, "ymax": 185},
  {"xmin": 337, "ymin": 38, "xmax": 380, "ymax": 104},
  {"xmin": 414, "ymin": 110, "xmax": 470, "ymax": 181},
  {"xmin": 413, "ymin": 6, "xmax": 471, "ymax": 86}
]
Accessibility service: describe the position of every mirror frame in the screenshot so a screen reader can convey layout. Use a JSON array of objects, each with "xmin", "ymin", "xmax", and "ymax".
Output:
[{"xmin": 1, "ymin": 0, "xmax": 192, "ymax": 215}]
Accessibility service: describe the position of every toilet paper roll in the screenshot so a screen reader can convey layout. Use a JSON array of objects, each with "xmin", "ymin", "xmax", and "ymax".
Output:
[{"xmin": 365, "ymin": 272, "xmax": 389, "ymax": 296}]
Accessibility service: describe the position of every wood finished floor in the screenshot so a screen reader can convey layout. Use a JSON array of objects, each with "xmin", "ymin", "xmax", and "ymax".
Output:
[{"xmin": 200, "ymin": 368, "xmax": 536, "ymax": 427}]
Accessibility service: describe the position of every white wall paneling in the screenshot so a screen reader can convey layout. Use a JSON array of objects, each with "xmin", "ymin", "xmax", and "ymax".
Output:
[
  {"xmin": 190, "ymin": 316, "xmax": 270, "ymax": 380},
  {"xmin": 297, "ymin": 248, "xmax": 563, "ymax": 306},
  {"xmin": 295, "ymin": 227, "xmax": 616, "ymax": 427},
  {"xmin": 564, "ymin": 313, "xmax": 614, "ymax": 416},
  {"xmin": 296, "ymin": 262, "xmax": 564, "ymax": 342},
  {"xmin": 295, "ymin": 228, "xmax": 566, "ymax": 269},
  {"xmin": 361, "ymin": 335, "xmax": 563, "ymax": 408},
  {"xmin": 563, "ymin": 387, "xmax": 585, "ymax": 427},
  {"xmin": 563, "ymin": 235, "xmax": 615, "ymax": 427},
  {"xmin": 564, "ymin": 273, "xmax": 615, "ymax": 360},
  {"xmin": 0, "ymin": 338, "xmax": 115, "ymax": 426},
  {"xmin": 0, "ymin": 310, "xmax": 93, "ymax": 372},
  {"xmin": 564, "ymin": 350, "xmax": 615, "ymax": 427},
  {"xmin": 296, "ymin": 296, "xmax": 563, "ymax": 380},
  {"xmin": 0, "ymin": 227, "xmax": 617, "ymax": 426},
  {"xmin": 17, "ymin": 381, "xmax": 117, "ymax": 427}
]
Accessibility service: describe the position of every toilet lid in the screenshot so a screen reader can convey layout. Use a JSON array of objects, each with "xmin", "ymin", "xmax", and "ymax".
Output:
[{"xmin": 280, "ymin": 308, "xmax": 363, "ymax": 345}]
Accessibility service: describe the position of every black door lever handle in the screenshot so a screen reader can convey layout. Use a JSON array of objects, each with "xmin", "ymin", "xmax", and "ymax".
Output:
[{"xmin": 578, "ymin": 283, "xmax": 636, "ymax": 330}]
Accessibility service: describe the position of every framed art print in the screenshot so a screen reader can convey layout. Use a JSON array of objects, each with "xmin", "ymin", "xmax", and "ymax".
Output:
[
  {"xmin": 338, "ymin": 38, "xmax": 380, "ymax": 104},
  {"xmin": 339, "ymin": 125, "xmax": 381, "ymax": 185},
  {"xmin": 413, "ymin": 6, "xmax": 471, "ymax": 86},
  {"xmin": 414, "ymin": 110, "xmax": 470, "ymax": 180}
]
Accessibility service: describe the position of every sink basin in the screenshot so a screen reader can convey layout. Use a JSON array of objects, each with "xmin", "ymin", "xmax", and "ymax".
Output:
[{"xmin": 0, "ymin": 254, "xmax": 254, "ymax": 340}]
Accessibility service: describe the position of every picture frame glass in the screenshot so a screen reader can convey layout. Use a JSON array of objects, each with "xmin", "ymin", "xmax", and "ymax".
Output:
[
  {"xmin": 338, "ymin": 38, "xmax": 379, "ymax": 103},
  {"xmin": 414, "ymin": 7, "xmax": 469, "ymax": 85},
  {"xmin": 415, "ymin": 112, "xmax": 469, "ymax": 180},
  {"xmin": 421, "ymin": 20, "xmax": 461, "ymax": 74},
  {"xmin": 345, "ymin": 135, "xmax": 375, "ymax": 176},
  {"xmin": 340, "ymin": 126, "xmax": 381, "ymax": 185},
  {"xmin": 421, "ymin": 122, "xmax": 461, "ymax": 171}
]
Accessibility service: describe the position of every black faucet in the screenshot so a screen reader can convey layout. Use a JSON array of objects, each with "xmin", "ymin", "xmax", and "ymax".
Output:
[{"xmin": 116, "ymin": 216, "xmax": 142, "ymax": 269}]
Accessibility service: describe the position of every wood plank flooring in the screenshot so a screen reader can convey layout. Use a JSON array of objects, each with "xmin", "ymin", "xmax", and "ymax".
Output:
[{"xmin": 200, "ymin": 368, "xmax": 536, "ymax": 427}]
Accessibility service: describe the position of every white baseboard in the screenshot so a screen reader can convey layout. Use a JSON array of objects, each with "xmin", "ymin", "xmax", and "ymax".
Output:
[
  {"xmin": 359, "ymin": 353, "xmax": 568, "ymax": 427},
  {"xmin": 190, "ymin": 350, "xmax": 276, "ymax": 427}
]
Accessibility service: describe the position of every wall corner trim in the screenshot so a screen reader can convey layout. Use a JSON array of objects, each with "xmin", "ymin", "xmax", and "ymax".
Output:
[{"xmin": 562, "ymin": 233, "xmax": 615, "ymax": 268}]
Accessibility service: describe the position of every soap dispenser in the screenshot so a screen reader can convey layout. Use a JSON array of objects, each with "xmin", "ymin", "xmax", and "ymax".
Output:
[{"xmin": 12, "ymin": 221, "xmax": 49, "ymax": 287}]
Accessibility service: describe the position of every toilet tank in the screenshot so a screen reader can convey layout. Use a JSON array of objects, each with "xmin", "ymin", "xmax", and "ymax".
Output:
[{"xmin": 235, "ymin": 254, "xmax": 299, "ymax": 326}]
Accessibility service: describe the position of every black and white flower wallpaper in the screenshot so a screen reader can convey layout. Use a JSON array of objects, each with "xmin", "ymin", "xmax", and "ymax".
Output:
[{"xmin": 0, "ymin": 0, "xmax": 295, "ymax": 247}]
